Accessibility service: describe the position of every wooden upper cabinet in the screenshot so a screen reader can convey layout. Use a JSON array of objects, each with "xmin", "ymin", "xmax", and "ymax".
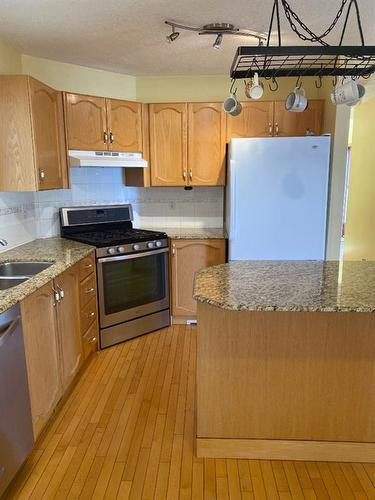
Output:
[
  {"xmin": 274, "ymin": 100, "xmax": 324, "ymax": 137},
  {"xmin": 0, "ymin": 75, "xmax": 68, "ymax": 191},
  {"xmin": 170, "ymin": 239, "xmax": 226, "ymax": 318},
  {"xmin": 55, "ymin": 264, "xmax": 82, "ymax": 391},
  {"xmin": 29, "ymin": 78, "xmax": 68, "ymax": 190},
  {"xmin": 149, "ymin": 103, "xmax": 187, "ymax": 186},
  {"xmin": 107, "ymin": 98, "xmax": 142, "ymax": 152},
  {"xmin": 227, "ymin": 102, "xmax": 274, "ymax": 139},
  {"xmin": 64, "ymin": 93, "xmax": 107, "ymax": 150},
  {"xmin": 21, "ymin": 282, "xmax": 61, "ymax": 438},
  {"xmin": 188, "ymin": 103, "xmax": 226, "ymax": 186}
]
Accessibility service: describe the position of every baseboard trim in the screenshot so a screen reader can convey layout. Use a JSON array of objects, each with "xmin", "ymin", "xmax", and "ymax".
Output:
[{"xmin": 196, "ymin": 437, "xmax": 375, "ymax": 462}]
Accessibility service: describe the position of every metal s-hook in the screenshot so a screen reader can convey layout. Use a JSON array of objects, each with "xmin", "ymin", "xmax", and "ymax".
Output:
[
  {"xmin": 332, "ymin": 75, "xmax": 338, "ymax": 87},
  {"xmin": 229, "ymin": 79, "xmax": 238, "ymax": 95},
  {"xmin": 315, "ymin": 76, "xmax": 322, "ymax": 88},
  {"xmin": 295, "ymin": 76, "xmax": 302, "ymax": 90},
  {"xmin": 269, "ymin": 77, "xmax": 278, "ymax": 92}
]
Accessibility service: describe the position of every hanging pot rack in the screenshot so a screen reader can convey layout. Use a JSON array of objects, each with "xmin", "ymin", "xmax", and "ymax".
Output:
[{"xmin": 229, "ymin": 0, "xmax": 375, "ymax": 81}]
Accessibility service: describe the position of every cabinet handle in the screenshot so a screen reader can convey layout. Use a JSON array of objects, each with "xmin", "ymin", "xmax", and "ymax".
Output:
[
  {"xmin": 39, "ymin": 169, "xmax": 46, "ymax": 181},
  {"xmin": 88, "ymin": 311, "xmax": 95, "ymax": 318},
  {"xmin": 182, "ymin": 171, "xmax": 187, "ymax": 181},
  {"xmin": 85, "ymin": 287, "xmax": 95, "ymax": 294},
  {"xmin": 268, "ymin": 122, "xmax": 273, "ymax": 136},
  {"xmin": 103, "ymin": 131, "xmax": 108, "ymax": 144},
  {"xmin": 275, "ymin": 123, "xmax": 279, "ymax": 136},
  {"xmin": 109, "ymin": 131, "xmax": 114, "ymax": 143},
  {"xmin": 52, "ymin": 286, "xmax": 60, "ymax": 305},
  {"xmin": 172, "ymin": 244, "xmax": 176, "ymax": 256},
  {"xmin": 55, "ymin": 283, "xmax": 64, "ymax": 299},
  {"xmin": 88, "ymin": 336, "xmax": 97, "ymax": 344},
  {"xmin": 189, "ymin": 170, "xmax": 193, "ymax": 181},
  {"xmin": 84, "ymin": 263, "xmax": 93, "ymax": 269}
]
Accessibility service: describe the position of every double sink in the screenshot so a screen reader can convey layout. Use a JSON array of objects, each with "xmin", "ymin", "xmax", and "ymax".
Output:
[{"xmin": 0, "ymin": 261, "xmax": 55, "ymax": 290}]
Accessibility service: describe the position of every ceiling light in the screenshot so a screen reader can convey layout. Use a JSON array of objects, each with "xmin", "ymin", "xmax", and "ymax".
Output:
[
  {"xmin": 166, "ymin": 26, "xmax": 180, "ymax": 43},
  {"xmin": 213, "ymin": 33, "xmax": 223, "ymax": 49}
]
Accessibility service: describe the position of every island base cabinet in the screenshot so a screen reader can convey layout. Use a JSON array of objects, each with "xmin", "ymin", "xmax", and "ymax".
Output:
[
  {"xmin": 21, "ymin": 258, "xmax": 94, "ymax": 439},
  {"xmin": 170, "ymin": 239, "xmax": 226, "ymax": 323},
  {"xmin": 196, "ymin": 302, "xmax": 375, "ymax": 462}
]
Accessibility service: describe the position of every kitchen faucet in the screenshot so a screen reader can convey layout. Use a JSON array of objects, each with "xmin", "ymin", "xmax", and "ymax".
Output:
[{"xmin": 0, "ymin": 239, "xmax": 8, "ymax": 246}]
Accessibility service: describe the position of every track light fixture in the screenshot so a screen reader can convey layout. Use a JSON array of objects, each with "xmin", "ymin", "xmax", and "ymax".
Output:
[
  {"xmin": 164, "ymin": 20, "xmax": 267, "ymax": 48},
  {"xmin": 213, "ymin": 33, "xmax": 223, "ymax": 49},
  {"xmin": 166, "ymin": 25, "xmax": 180, "ymax": 43}
]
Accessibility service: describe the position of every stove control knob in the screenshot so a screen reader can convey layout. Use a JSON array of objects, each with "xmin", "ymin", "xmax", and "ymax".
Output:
[
  {"xmin": 155, "ymin": 240, "xmax": 162, "ymax": 248},
  {"xmin": 107, "ymin": 247, "xmax": 116, "ymax": 255},
  {"xmin": 147, "ymin": 241, "xmax": 155, "ymax": 249},
  {"xmin": 132, "ymin": 243, "xmax": 140, "ymax": 251},
  {"xmin": 117, "ymin": 246, "xmax": 125, "ymax": 253}
]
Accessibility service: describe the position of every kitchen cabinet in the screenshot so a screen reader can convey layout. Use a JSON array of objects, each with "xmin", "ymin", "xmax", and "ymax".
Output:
[
  {"xmin": 78, "ymin": 252, "xmax": 99, "ymax": 357},
  {"xmin": 149, "ymin": 103, "xmax": 188, "ymax": 186},
  {"xmin": 273, "ymin": 100, "xmax": 324, "ymax": 136},
  {"xmin": 0, "ymin": 75, "xmax": 68, "ymax": 191},
  {"xmin": 64, "ymin": 92, "xmax": 143, "ymax": 152},
  {"xmin": 227, "ymin": 101, "xmax": 274, "ymax": 139},
  {"xmin": 170, "ymin": 239, "xmax": 226, "ymax": 321},
  {"xmin": 21, "ymin": 282, "xmax": 62, "ymax": 438},
  {"xmin": 227, "ymin": 100, "xmax": 324, "ymax": 139},
  {"xmin": 188, "ymin": 103, "xmax": 226, "ymax": 186},
  {"xmin": 21, "ymin": 255, "xmax": 96, "ymax": 438},
  {"xmin": 55, "ymin": 264, "xmax": 82, "ymax": 391}
]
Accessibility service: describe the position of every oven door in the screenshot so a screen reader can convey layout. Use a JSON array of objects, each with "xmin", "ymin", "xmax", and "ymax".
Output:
[{"xmin": 97, "ymin": 248, "xmax": 169, "ymax": 328}]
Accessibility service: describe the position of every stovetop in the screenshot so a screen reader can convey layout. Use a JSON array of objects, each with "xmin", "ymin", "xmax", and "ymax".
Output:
[{"xmin": 65, "ymin": 227, "xmax": 167, "ymax": 248}]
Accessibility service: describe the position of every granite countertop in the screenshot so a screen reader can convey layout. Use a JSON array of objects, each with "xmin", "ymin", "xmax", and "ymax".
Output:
[
  {"xmin": 193, "ymin": 260, "xmax": 375, "ymax": 313},
  {"xmin": 0, "ymin": 238, "xmax": 95, "ymax": 314},
  {"xmin": 143, "ymin": 227, "xmax": 227, "ymax": 240}
]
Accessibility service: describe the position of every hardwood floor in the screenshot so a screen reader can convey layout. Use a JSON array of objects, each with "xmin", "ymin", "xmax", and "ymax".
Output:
[{"xmin": 6, "ymin": 325, "xmax": 375, "ymax": 499}]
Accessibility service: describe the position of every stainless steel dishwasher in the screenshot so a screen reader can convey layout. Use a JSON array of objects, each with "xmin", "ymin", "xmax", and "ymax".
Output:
[{"xmin": 0, "ymin": 304, "xmax": 34, "ymax": 497}]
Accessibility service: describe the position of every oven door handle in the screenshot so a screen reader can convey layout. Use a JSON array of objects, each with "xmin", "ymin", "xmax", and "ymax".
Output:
[{"xmin": 98, "ymin": 247, "xmax": 169, "ymax": 263}]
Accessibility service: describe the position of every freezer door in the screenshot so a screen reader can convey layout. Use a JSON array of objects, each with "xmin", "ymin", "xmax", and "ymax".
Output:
[{"xmin": 227, "ymin": 136, "xmax": 330, "ymax": 260}]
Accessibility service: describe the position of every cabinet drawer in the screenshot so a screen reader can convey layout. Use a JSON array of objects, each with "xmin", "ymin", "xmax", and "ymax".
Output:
[
  {"xmin": 79, "ymin": 273, "xmax": 97, "ymax": 307},
  {"xmin": 82, "ymin": 321, "xmax": 98, "ymax": 360},
  {"xmin": 79, "ymin": 253, "xmax": 95, "ymax": 281},
  {"xmin": 80, "ymin": 296, "xmax": 98, "ymax": 333}
]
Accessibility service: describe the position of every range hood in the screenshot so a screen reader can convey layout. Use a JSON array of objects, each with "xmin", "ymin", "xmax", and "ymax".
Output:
[{"xmin": 68, "ymin": 150, "xmax": 148, "ymax": 168}]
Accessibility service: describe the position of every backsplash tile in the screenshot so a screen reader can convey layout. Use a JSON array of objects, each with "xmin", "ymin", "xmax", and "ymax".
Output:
[{"xmin": 0, "ymin": 167, "xmax": 224, "ymax": 251}]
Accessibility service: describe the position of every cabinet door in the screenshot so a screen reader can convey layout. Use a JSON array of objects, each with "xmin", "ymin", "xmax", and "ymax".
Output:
[
  {"xmin": 274, "ymin": 100, "xmax": 324, "ymax": 137},
  {"xmin": 149, "ymin": 103, "xmax": 187, "ymax": 186},
  {"xmin": 21, "ymin": 282, "xmax": 61, "ymax": 438},
  {"xmin": 188, "ymin": 103, "xmax": 226, "ymax": 186},
  {"xmin": 170, "ymin": 239, "xmax": 226, "ymax": 318},
  {"xmin": 29, "ymin": 78, "xmax": 68, "ymax": 190},
  {"xmin": 107, "ymin": 98, "xmax": 142, "ymax": 152},
  {"xmin": 227, "ymin": 102, "xmax": 274, "ymax": 139},
  {"xmin": 64, "ymin": 93, "xmax": 108, "ymax": 150},
  {"xmin": 55, "ymin": 264, "xmax": 82, "ymax": 391}
]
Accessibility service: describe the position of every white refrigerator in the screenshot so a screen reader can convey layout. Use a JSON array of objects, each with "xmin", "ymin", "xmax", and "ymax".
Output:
[{"xmin": 226, "ymin": 136, "xmax": 331, "ymax": 260}]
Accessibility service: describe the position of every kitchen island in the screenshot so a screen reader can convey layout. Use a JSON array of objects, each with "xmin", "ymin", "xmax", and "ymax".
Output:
[{"xmin": 193, "ymin": 260, "xmax": 375, "ymax": 462}]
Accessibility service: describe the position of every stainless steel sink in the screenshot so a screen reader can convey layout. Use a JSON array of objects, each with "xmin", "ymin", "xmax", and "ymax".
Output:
[
  {"xmin": 0, "ymin": 261, "xmax": 54, "ymax": 278},
  {"xmin": 0, "ymin": 277, "xmax": 28, "ymax": 290}
]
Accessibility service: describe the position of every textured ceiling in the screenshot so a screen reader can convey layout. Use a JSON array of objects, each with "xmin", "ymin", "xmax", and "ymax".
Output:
[{"xmin": 0, "ymin": 0, "xmax": 374, "ymax": 75}]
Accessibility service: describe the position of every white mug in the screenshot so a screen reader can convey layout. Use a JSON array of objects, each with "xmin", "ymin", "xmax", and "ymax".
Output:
[
  {"xmin": 285, "ymin": 86, "xmax": 308, "ymax": 112},
  {"xmin": 331, "ymin": 80, "xmax": 365, "ymax": 106},
  {"xmin": 245, "ymin": 72, "xmax": 264, "ymax": 100}
]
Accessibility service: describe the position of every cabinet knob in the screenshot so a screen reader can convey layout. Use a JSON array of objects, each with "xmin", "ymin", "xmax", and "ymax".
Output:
[
  {"xmin": 84, "ymin": 263, "xmax": 93, "ymax": 269},
  {"xmin": 88, "ymin": 336, "xmax": 97, "ymax": 344},
  {"xmin": 88, "ymin": 311, "xmax": 95, "ymax": 318},
  {"xmin": 85, "ymin": 287, "xmax": 95, "ymax": 294}
]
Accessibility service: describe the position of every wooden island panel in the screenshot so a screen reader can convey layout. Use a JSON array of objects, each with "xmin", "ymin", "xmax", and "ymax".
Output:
[{"xmin": 196, "ymin": 302, "xmax": 375, "ymax": 462}]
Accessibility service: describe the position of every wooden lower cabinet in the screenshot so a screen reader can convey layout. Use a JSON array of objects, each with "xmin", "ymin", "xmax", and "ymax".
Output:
[
  {"xmin": 170, "ymin": 239, "xmax": 226, "ymax": 321},
  {"xmin": 78, "ymin": 252, "xmax": 99, "ymax": 357},
  {"xmin": 21, "ymin": 282, "xmax": 62, "ymax": 439},
  {"xmin": 21, "ymin": 254, "xmax": 98, "ymax": 438}
]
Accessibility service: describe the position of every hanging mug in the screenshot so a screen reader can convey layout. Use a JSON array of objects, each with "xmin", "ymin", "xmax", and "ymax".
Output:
[
  {"xmin": 245, "ymin": 72, "xmax": 264, "ymax": 100},
  {"xmin": 285, "ymin": 86, "xmax": 308, "ymax": 112},
  {"xmin": 331, "ymin": 80, "xmax": 365, "ymax": 106}
]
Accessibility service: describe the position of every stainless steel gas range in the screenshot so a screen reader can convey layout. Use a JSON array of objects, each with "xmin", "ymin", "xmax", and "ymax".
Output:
[{"xmin": 60, "ymin": 205, "xmax": 170, "ymax": 348}]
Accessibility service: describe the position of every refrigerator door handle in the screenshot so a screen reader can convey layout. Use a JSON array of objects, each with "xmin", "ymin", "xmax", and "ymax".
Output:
[{"xmin": 229, "ymin": 159, "xmax": 237, "ymax": 241}]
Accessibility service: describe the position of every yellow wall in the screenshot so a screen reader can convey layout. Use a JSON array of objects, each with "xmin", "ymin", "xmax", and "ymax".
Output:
[
  {"xmin": 344, "ymin": 97, "xmax": 375, "ymax": 260},
  {"xmin": 21, "ymin": 54, "xmax": 136, "ymax": 100},
  {"xmin": 0, "ymin": 41, "xmax": 22, "ymax": 74}
]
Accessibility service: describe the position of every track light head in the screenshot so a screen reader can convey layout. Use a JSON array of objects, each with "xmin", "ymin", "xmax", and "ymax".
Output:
[
  {"xmin": 166, "ymin": 26, "xmax": 180, "ymax": 43},
  {"xmin": 213, "ymin": 33, "xmax": 223, "ymax": 49}
]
